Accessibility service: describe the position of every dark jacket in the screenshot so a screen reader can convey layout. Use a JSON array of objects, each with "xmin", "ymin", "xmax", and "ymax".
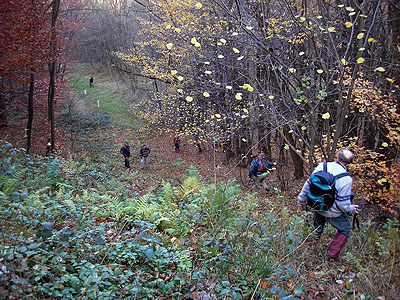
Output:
[
  {"xmin": 120, "ymin": 145, "xmax": 130, "ymax": 158},
  {"xmin": 249, "ymin": 154, "xmax": 275, "ymax": 178},
  {"xmin": 140, "ymin": 146, "xmax": 151, "ymax": 157}
]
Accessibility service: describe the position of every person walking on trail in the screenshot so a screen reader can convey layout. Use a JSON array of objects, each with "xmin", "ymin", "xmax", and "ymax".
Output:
[
  {"xmin": 120, "ymin": 142, "xmax": 130, "ymax": 168},
  {"xmin": 173, "ymin": 136, "xmax": 181, "ymax": 152},
  {"xmin": 140, "ymin": 144, "xmax": 151, "ymax": 169},
  {"xmin": 89, "ymin": 76, "xmax": 94, "ymax": 87},
  {"xmin": 248, "ymin": 153, "xmax": 277, "ymax": 191},
  {"xmin": 297, "ymin": 149, "xmax": 359, "ymax": 260}
]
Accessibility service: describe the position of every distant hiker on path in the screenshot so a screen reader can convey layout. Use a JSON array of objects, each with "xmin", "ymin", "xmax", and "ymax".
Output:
[
  {"xmin": 297, "ymin": 149, "xmax": 359, "ymax": 260},
  {"xmin": 89, "ymin": 76, "xmax": 94, "ymax": 87},
  {"xmin": 120, "ymin": 141, "xmax": 130, "ymax": 168},
  {"xmin": 248, "ymin": 153, "xmax": 277, "ymax": 191},
  {"xmin": 174, "ymin": 136, "xmax": 180, "ymax": 152},
  {"xmin": 140, "ymin": 144, "xmax": 151, "ymax": 169}
]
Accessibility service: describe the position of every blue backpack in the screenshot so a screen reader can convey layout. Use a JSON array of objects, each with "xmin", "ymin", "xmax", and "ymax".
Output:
[{"xmin": 307, "ymin": 162, "xmax": 349, "ymax": 211}]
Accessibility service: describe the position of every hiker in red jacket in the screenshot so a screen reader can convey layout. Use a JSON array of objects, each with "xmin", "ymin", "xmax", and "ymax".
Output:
[{"xmin": 248, "ymin": 153, "xmax": 277, "ymax": 191}]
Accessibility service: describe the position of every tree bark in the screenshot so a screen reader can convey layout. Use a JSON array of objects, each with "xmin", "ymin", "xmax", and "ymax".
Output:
[
  {"xmin": 26, "ymin": 70, "xmax": 35, "ymax": 154},
  {"xmin": 47, "ymin": 0, "xmax": 60, "ymax": 153},
  {"xmin": 0, "ymin": 79, "xmax": 7, "ymax": 127}
]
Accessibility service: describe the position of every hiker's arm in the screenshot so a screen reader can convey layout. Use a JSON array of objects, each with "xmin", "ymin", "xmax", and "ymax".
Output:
[
  {"xmin": 248, "ymin": 163, "xmax": 256, "ymax": 178},
  {"xmin": 297, "ymin": 177, "xmax": 311, "ymax": 207},
  {"xmin": 335, "ymin": 178, "xmax": 357, "ymax": 214}
]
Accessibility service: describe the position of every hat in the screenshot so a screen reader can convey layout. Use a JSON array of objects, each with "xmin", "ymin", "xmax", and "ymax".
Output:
[{"xmin": 125, "ymin": 141, "xmax": 129, "ymax": 145}]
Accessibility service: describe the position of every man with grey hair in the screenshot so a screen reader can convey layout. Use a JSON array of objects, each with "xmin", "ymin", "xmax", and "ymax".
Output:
[{"xmin": 297, "ymin": 149, "xmax": 359, "ymax": 259}]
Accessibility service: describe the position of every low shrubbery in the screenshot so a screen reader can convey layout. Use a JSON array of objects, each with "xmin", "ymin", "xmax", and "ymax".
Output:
[{"xmin": 0, "ymin": 141, "xmax": 398, "ymax": 299}]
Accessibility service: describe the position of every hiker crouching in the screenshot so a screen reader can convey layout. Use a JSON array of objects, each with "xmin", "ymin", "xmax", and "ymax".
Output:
[
  {"xmin": 297, "ymin": 149, "xmax": 359, "ymax": 259},
  {"xmin": 248, "ymin": 153, "xmax": 277, "ymax": 192}
]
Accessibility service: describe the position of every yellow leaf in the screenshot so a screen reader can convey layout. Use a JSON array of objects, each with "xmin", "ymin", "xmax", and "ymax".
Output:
[
  {"xmin": 337, "ymin": 4, "xmax": 344, "ymax": 7},
  {"xmin": 232, "ymin": 32, "xmax": 238, "ymax": 36},
  {"xmin": 374, "ymin": 67, "xmax": 385, "ymax": 72},
  {"xmin": 357, "ymin": 57, "xmax": 365, "ymax": 64},
  {"xmin": 215, "ymin": 113, "xmax": 221, "ymax": 118},
  {"xmin": 382, "ymin": 142, "xmax": 388, "ymax": 147},
  {"xmin": 349, "ymin": 12, "xmax": 356, "ymax": 16},
  {"xmin": 268, "ymin": 95, "xmax": 274, "ymax": 99},
  {"xmin": 220, "ymin": 39, "xmax": 227, "ymax": 44},
  {"xmin": 301, "ymin": 126, "xmax": 307, "ymax": 130},
  {"xmin": 175, "ymin": 28, "xmax": 181, "ymax": 33},
  {"xmin": 237, "ymin": 56, "xmax": 244, "ymax": 61},
  {"xmin": 204, "ymin": 61, "xmax": 210, "ymax": 65},
  {"xmin": 299, "ymin": 17, "xmax": 306, "ymax": 22},
  {"xmin": 166, "ymin": 43, "xmax": 173, "ymax": 50},
  {"xmin": 177, "ymin": 76, "xmax": 184, "ymax": 81},
  {"xmin": 233, "ymin": 48, "xmax": 240, "ymax": 53},
  {"xmin": 368, "ymin": 37, "xmax": 377, "ymax": 42},
  {"xmin": 341, "ymin": 58, "xmax": 347, "ymax": 65},
  {"xmin": 235, "ymin": 93, "xmax": 242, "ymax": 100},
  {"xmin": 386, "ymin": 78, "xmax": 395, "ymax": 83},
  {"xmin": 317, "ymin": 69, "xmax": 323, "ymax": 74},
  {"xmin": 289, "ymin": 68, "xmax": 296, "ymax": 73},
  {"xmin": 241, "ymin": 138, "xmax": 247, "ymax": 142},
  {"xmin": 397, "ymin": 45, "xmax": 400, "ymax": 53},
  {"xmin": 185, "ymin": 96, "xmax": 193, "ymax": 102},
  {"xmin": 194, "ymin": 3, "xmax": 202, "ymax": 9},
  {"xmin": 171, "ymin": 70, "xmax": 177, "ymax": 75},
  {"xmin": 204, "ymin": 70, "xmax": 212, "ymax": 74},
  {"xmin": 194, "ymin": 42, "xmax": 201, "ymax": 48},
  {"xmin": 165, "ymin": 24, "xmax": 171, "ymax": 29},
  {"xmin": 299, "ymin": 52, "xmax": 305, "ymax": 56},
  {"xmin": 346, "ymin": 7, "xmax": 354, "ymax": 11},
  {"xmin": 357, "ymin": 33, "xmax": 364, "ymax": 39},
  {"xmin": 191, "ymin": 38, "xmax": 197, "ymax": 45},
  {"xmin": 177, "ymin": 89, "xmax": 183, "ymax": 93},
  {"xmin": 322, "ymin": 112, "xmax": 330, "ymax": 119},
  {"xmin": 218, "ymin": 54, "xmax": 224, "ymax": 59},
  {"xmin": 327, "ymin": 27, "xmax": 336, "ymax": 32},
  {"xmin": 226, "ymin": 86, "xmax": 232, "ymax": 90},
  {"xmin": 203, "ymin": 92, "xmax": 210, "ymax": 97},
  {"xmin": 246, "ymin": 26, "xmax": 253, "ymax": 30},
  {"xmin": 243, "ymin": 108, "xmax": 249, "ymax": 114},
  {"xmin": 344, "ymin": 22, "xmax": 353, "ymax": 28}
]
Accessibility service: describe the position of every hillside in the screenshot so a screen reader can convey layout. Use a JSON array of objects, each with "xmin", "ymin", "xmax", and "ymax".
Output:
[{"xmin": 0, "ymin": 64, "xmax": 398, "ymax": 300}]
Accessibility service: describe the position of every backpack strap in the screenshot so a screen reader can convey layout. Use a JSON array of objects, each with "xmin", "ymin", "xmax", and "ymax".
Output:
[
  {"xmin": 323, "ymin": 162, "xmax": 327, "ymax": 172},
  {"xmin": 334, "ymin": 172, "xmax": 350, "ymax": 180}
]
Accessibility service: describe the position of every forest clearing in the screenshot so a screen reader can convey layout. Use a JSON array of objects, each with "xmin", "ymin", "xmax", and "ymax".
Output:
[{"xmin": 0, "ymin": 0, "xmax": 399, "ymax": 299}]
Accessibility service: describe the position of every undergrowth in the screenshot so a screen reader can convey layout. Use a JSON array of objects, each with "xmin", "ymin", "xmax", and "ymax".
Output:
[{"xmin": 0, "ymin": 140, "xmax": 399, "ymax": 299}]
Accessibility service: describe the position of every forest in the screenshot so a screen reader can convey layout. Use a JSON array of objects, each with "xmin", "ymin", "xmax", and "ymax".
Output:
[{"xmin": 0, "ymin": 0, "xmax": 399, "ymax": 299}]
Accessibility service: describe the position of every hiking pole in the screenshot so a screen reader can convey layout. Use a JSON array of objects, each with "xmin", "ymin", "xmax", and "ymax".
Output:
[{"xmin": 352, "ymin": 214, "xmax": 360, "ymax": 232}]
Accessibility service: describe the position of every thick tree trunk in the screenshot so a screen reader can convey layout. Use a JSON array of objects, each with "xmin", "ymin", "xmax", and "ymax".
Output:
[{"xmin": 26, "ymin": 70, "xmax": 35, "ymax": 154}]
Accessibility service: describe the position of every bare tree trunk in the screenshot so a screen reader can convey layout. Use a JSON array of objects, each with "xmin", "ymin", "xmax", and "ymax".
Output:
[
  {"xmin": 0, "ymin": 79, "xmax": 7, "ymax": 127},
  {"xmin": 47, "ymin": 0, "xmax": 60, "ymax": 153},
  {"xmin": 26, "ymin": 70, "xmax": 35, "ymax": 154}
]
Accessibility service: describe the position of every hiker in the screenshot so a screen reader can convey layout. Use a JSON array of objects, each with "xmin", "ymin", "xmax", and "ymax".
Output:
[
  {"xmin": 89, "ymin": 76, "xmax": 94, "ymax": 87},
  {"xmin": 297, "ymin": 149, "xmax": 359, "ymax": 260},
  {"xmin": 120, "ymin": 141, "xmax": 130, "ymax": 168},
  {"xmin": 173, "ymin": 136, "xmax": 180, "ymax": 152},
  {"xmin": 139, "ymin": 144, "xmax": 151, "ymax": 169},
  {"xmin": 248, "ymin": 153, "xmax": 277, "ymax": 191}
]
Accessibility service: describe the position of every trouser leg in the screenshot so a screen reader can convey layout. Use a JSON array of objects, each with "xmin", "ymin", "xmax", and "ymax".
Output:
[
  {"xmin": 140, "ymin": 157, "xmax": 144, "ymax": 169},
  {"xmin": 325, "ymin": 214, "xmax": 351, "ymax": 259},
  {"xmin": 125, "ymin": 158, "xmax": 130, "ymax": 168}
]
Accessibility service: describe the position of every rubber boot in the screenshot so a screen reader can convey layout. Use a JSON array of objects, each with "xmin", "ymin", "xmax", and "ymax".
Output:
[{"xmin": 327, "ymin": 232, "xmax": 348, "ymax": 259}]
